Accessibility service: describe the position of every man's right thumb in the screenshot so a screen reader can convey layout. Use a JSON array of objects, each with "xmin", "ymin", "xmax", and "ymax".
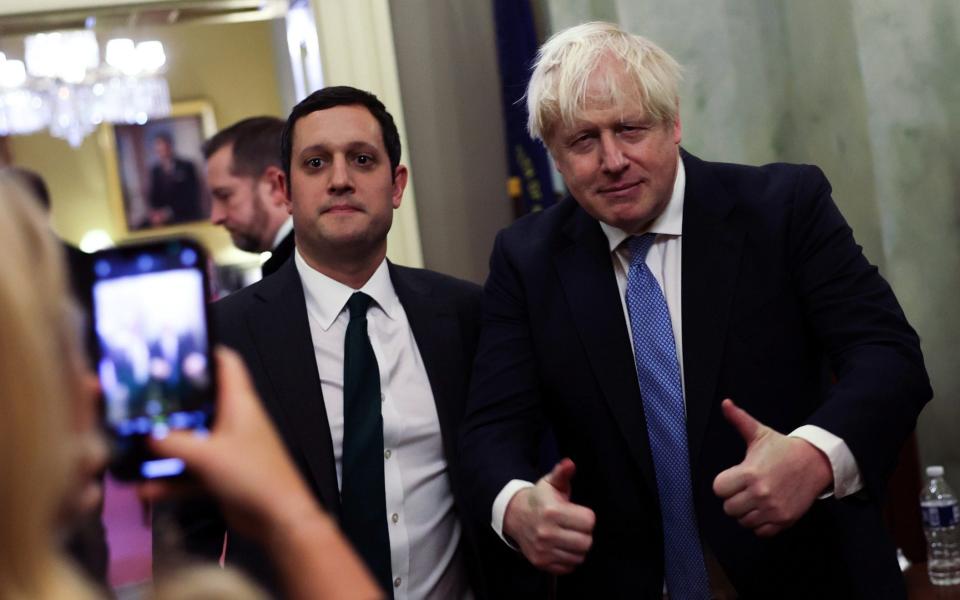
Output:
[{"xmin": 544, "ymin": 457, "xmax": 576, "ymax": 495}]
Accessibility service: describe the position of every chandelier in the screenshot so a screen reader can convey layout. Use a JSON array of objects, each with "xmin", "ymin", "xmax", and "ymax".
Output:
[{"xmin": 0, "ymin": 30, "xmax": 171, "ymax": 147}]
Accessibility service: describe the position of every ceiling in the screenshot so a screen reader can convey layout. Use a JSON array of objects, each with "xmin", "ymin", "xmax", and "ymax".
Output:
[{"xmin": 0, "ymin": 0, "xmax": 288, "ymax": 36}]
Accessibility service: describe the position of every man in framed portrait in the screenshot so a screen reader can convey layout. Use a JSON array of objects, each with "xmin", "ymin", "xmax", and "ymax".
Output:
[{"xmin": 147, "ymin": 132, "xmax": 202, "ymax": 227}]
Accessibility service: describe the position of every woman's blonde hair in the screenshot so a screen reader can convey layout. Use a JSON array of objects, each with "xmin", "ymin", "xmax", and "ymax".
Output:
[
  {"xmin": 0, "ymin": 174, "xmax": 268, "ymax": 600},
  {"xmin": 526, "ymin": 21, "xmax": 682, "ymax": 144},
  {"xmin": 0, "ymin": 172, "xmax": 96, "ymax": 599}
]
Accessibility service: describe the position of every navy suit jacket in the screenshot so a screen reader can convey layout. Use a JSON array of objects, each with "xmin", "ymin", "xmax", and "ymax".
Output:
[
  {"xmin": 460, "ymin": 150, "xmax": 931, "ymax": 599},
  {"xmin": 159, "ymin": 256, "xmax": 542, "ymax": 598}
]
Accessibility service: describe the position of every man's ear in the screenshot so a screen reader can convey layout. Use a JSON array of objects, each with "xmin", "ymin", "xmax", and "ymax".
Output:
[
  {"xmin": 262, "ymin": 166, "xmax": 288, "ymax": 208},
  {"xmin": 391, "ymin": 165, "xmax": 408, "ymax": 209},
  {"xmin": 275, "ymin": 169, "xmax": 293, "ymax": 214}
]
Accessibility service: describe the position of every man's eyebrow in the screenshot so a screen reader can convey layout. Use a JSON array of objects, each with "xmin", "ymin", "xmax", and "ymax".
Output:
[
  {"xmin": 296, "ymin": 143, "xmax": 328, "ymax": 157},
  {"xmin": 343, "ymin": 140, "xmax": 381, "ymax": 154},
  {"xmin": 297, "ymin": 141, "xmax": 381, "ymax": 156},
  {"xmin": 563, "ymin": 124, "xmax": 595, "ymax": 140}
]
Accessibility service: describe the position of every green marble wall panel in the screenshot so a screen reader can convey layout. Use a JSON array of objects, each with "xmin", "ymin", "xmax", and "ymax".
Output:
[{"xmin": 851, "ymin": 0, "xmax": 960, "ymax": 486}]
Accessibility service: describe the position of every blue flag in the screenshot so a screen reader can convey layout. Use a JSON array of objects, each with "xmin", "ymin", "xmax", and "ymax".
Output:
[{"xmin": 493, "ymin": 0, "xmax": 556, "ymax": 216}]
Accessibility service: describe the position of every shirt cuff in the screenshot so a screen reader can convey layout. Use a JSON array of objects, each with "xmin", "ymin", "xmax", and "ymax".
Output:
[
  {"xmin": 491, "ymin": 479, "xmax": 535, "ymax": 548},
  {"xmin": 789, "ymin": 424, "xmax": 863, "ymax": 499}
]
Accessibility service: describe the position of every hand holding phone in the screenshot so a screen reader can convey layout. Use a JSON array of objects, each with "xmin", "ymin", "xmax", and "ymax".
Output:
[
  {"xmin": 141, "ymin": 348, "xmax": 383, "ymax": 600},
  {"xmin": 91, "ymin": 238, "xmax": 216, "ymax": 480},
  {"xmin": 143, "ymin": 348, "xmax": 321, "ymax": 537}
]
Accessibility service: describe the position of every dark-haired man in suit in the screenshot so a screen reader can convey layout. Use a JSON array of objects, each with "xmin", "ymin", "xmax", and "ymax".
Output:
[
  {"xmin": 166, "ymin": 86, "xmax": 535, "ymax": 599},
  {"xmin": 203, "ymin": 117, "xmax": 293, "ymax": 277},
  {"xmin": 459, "ymin": 21, "xmax": 932, "ymax": 599}
]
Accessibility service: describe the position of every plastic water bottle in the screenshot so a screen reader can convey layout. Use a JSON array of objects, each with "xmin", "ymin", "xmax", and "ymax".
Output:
[{"xmin": 921, "ymin": 465, "xmax": 960, "ymax": 585}]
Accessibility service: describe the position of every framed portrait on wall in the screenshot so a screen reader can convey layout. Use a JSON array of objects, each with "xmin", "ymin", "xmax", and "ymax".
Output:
[{"xmin": 100, "ymin": 101, "xmax": 216, "ymax": 235}]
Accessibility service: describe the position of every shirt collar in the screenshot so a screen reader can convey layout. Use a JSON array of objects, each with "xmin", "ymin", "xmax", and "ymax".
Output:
[
  {"xmin": 271, "ymin": 216, "xmax": 294, "ymax": 250},
  {"xmin": 598, "ymin": 156, "xmax": 685, "ymax": 253},
  {"xmin": 294, "ymin": 249, "xmax": 399, "ymax": 331}
]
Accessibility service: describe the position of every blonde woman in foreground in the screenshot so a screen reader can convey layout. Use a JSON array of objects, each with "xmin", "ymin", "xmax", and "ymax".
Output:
[{"xmin": 0, "ymin": 173, "xmax": 381, "ymax": 600}]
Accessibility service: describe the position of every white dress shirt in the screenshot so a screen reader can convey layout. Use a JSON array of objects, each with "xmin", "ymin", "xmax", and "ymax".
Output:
[
  {"xmin": 492, "ymin": 157, "xmax": 863, "ymax": 542},
  {"xmin": 296, "ymin": 251, "xmax": 471, "ymax": 600},
  {"xmin": 270, "ymin": 216, "xmax": 294, "ymax": 250}
]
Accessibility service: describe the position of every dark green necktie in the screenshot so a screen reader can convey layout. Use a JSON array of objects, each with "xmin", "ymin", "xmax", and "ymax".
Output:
[{"xmin": 340, "ymin": 292, "xmax": 392, "ymax": 595}]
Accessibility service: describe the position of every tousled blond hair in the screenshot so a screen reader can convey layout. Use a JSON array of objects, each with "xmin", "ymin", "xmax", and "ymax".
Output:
[
  {"xmin": 526, "ymin": 21, "xmax": 682, "ymax": 144},
  {"xmin": 0, "ymin": 173, "xmax": 98, "ymax": 599},
  {"xmin": 0, "ymin": 174, "xmax": 271, "ymax": 600}
]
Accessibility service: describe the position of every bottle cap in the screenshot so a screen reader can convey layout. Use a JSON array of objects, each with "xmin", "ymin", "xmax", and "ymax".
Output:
[{"xmin": 926, "ymin": 465, "xmax": 945, "ymax": 477}]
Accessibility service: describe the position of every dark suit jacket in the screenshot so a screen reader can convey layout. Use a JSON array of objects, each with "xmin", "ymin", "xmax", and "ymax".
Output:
[
  {"xmin": 161, "ymin": 256, "xmax": 540, "ymax": 598},
  {"xmin": 261, "ymin": 230, "xmax": 294, "ymax": 278},
  {"xmin": 459, "ymin": 150, "xmax": 932, "ymax": 599},
  {"xmin": 148, "ymin": 158, "xmax": 201, "ymax": 224}
]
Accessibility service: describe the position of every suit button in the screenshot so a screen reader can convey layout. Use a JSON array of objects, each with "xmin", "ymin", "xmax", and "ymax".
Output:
[
  {"xmin": 391, "ymin": 513, "xmax": 399, "ymax": 524},
  {"xmin": 384, "ymin": 449, "xmax": 392, "ymax": 459}
]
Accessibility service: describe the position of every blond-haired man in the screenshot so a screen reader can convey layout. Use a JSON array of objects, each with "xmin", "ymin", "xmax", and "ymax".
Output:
[{"xmin": 460, "ymin": 22, "xmax": 930, "ymax": 598}]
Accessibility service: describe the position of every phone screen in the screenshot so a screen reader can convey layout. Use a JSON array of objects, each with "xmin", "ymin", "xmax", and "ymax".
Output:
[{"xmin": 91, "ymin": 239, "xmax": 215, "ymax": 480}]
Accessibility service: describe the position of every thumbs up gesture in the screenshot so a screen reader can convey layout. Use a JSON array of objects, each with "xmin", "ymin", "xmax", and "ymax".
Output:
[
  {"xmin": 712, "ymin": 399, "xmax": 834, "ymax": 537},
  {"xmin": 503, "ymin": 458, "xmax": 596, "ymax": 574}
]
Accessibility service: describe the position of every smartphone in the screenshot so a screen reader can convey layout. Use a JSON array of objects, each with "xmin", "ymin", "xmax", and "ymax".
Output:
[{"xmin": 90, "ymin": 238, "xmax": 216, "ymax": 480}]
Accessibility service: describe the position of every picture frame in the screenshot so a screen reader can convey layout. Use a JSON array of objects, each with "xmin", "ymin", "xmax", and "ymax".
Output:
[{"xmin": 100, "ymin": 100, "xmax": 217, "ymax": 239}]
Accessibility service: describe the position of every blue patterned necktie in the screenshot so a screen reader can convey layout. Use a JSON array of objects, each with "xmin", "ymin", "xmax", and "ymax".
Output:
[{"xmin": 625, "ymin": 233, "xmax": 710, "ymax": 599}]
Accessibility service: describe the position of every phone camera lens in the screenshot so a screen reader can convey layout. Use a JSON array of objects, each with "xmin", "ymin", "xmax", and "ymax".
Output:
[
  {"xmin": 180, "ymin": 248, "xmax": 198, "ymax": 267},
  {"xmin": 94, "ymin": 260, "xmax": 111, "ymax": 277},
  {"xmin": 136, "ymin": 255, "xmax": 155, "ymax": 272}
]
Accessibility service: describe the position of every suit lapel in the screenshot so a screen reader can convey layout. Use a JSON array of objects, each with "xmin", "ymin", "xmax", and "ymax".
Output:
[
  {"xmin": 245, "ymin": 260, "xmax": 342, "ymax": 517},
  {"xmin": 389, "ymin": 263, "xmax": 462, "ymax": 470},
  {"xmin": 553, "ymin": 208, "xmax": 657, "ymax": 491},
  {"xmin": 262, "ymin": 231, "xmax": 295, "ymax": 277},
  {"xmin": 679, "ymin": 150, "xmax": 744, "ymax": 472}
]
